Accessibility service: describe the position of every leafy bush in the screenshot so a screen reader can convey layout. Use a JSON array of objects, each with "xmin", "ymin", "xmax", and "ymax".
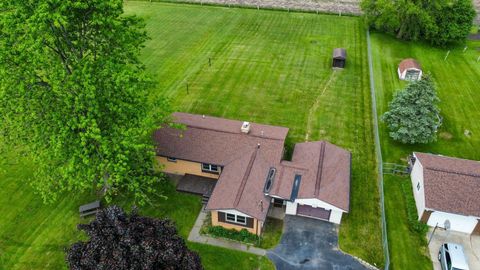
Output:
[
  {"xmin": 204, "ymin": 226, "xmax": 259, "ymax": 245},
  {"xmin": 66, "ymin": 205, "xmax": 202, "ymax": 270},
  {"xmin": 400, "ymin": 180, "xmax": 429, "ymax": 237}
]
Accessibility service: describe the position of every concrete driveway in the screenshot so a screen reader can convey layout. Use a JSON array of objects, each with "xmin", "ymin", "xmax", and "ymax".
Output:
[
  {"xmin": 427, "ymin": 228, "xmax": 480, "ymax": 270},
  {"xmin": 267, "ymin": 215, "xmax": 371, "ymax": 270}
]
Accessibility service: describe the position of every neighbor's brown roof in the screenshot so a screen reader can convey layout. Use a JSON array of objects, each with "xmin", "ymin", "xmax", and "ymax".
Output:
[
  {"xmin": 154, "ymin": 113, "xmax": 288, "ymax": 221},
  {"xmin": 333, "ymin": 48, "xmax": 346, "ymax": 59},
  {"xmin": 270, "ymin": 141, "xmax": 351, "ymax": 211},
  {"xmin": 415, "ymin": 152, "xmax": 480, "ymax": 218},
  {"xmin": 398, "ymin": 58, "xmax": 421, "ymax": 73}
]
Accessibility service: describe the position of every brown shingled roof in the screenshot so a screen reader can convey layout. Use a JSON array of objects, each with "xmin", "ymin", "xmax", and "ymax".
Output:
[
  {"xmin": 415, "ymin": 152, "xmax": 480, "ymax": 218},
  {"xmin": 154, "ymin": 113, "xmax": 351, "ymax": 220},
  {"xmin": 398, "ymin": 58, "xmax": 421, "ymax": 73},
  {"xmin": 333, "ymin": 48, "xmax": 346, "ymax": 60},
  {"xmin": 270, "ymin": 141, "xmax": 351, "ymax": 211},
  {"xmin": 154, "ymin": 113, "xmax": 288, "ymax": 221}
]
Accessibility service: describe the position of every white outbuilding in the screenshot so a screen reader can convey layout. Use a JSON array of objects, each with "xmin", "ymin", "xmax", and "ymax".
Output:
[
  {"xmin": 409, "ymin": 152, "xmax": 480, "ymax": 234},
  {"xmin": 398, "ymin": 58, "xmax": 422, "ymax": 81}
]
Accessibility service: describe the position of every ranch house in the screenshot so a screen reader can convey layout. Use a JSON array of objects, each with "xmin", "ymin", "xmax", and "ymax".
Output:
[{"xmin": 154, "ymin": 113, "xmax": 351, "ymax": 235}]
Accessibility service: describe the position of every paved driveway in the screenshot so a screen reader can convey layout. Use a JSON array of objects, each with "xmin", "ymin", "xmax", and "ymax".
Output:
[
  {"xmin": 267, "ymin": 215, "xmax": 370, "ymax": 270},
  {"xmin": 427, "ymin": 228, "xmax": 480, "ymax": 270}
]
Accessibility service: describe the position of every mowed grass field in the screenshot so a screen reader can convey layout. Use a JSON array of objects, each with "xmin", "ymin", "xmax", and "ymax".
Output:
[
  {"xmin": 126, "ymin": 1, "xmax": 382, "ymax": 266},
  {"xmin": 0, "ymin": 2, "xmax": 382, "ymax": 269},
  {"xmin": 0, "ymin": 149, "xmax": 273, "ymax": 270},
  {"xmin": 371, "ymin": 32, "xmax": 480, "ymax": 270}
]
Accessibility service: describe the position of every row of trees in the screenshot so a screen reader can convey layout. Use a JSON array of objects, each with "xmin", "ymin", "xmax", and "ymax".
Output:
[{"xmin": 362, "ymin": 0, "xmax": 476, "ymax": 46}]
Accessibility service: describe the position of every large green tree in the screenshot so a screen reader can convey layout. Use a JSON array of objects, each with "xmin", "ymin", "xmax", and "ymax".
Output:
[
  {"xmin": 361, "ymin": 0, "xmax": 475, "ymax": 46},
  {"xmin": 382, "ymin": 76, "xmax": 442, "ymax": 144},
  {"xmin": 0, "ymin": 0, "xmax": 170, "ymax": 204}
]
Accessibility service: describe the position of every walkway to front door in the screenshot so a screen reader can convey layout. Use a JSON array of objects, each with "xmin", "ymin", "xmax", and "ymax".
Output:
[{"xmin": 267, "ymin": 215, "xmax": 374, "ymax": 270}]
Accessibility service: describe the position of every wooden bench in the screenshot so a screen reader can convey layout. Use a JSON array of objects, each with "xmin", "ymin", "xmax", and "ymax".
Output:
[{"xmin": 79, "ymin": 200, "xmax": 101, "ymax": 218}]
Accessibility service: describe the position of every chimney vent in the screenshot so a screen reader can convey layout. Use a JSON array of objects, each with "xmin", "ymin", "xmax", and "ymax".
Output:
[
  {"xmin": 202, "ymin": 115, "xmax": 206, "ymax": 119},
  {"xmin": 241, "ymin": 121, "xmax": 250, "ymax": 133}
]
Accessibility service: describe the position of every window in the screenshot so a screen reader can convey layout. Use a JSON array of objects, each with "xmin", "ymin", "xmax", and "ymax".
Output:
[
  {"xmin": 226, "ymin": 213, "xmax": 236, "ymax": 222},
  {"xmin": 167, "ymin": 157, "xmax": 177, "ymax": 162},
  {"xmin": 202, "ymin": 163, "xmax": 220, "ymax": 173},
  {"xmin": 224, "ymin": 212, "xmax": 247, "ymax": 225},
  {"xmin": 417, "ymin": 182, "xmax": 421, "ymax": 191}
]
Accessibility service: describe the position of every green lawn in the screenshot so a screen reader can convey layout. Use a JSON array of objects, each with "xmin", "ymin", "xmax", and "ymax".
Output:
[
  {"xmin": 258, "ymin": 218, "xmax": 283, "ymax": 249},
  {"xmin": 0, "ymin": 149, "xmax": 273, "ymax": 270},
  {"xmin": 125, "ymin": 2, "xmax": 382, "ymax": 266},
  {"xmin": 370, "ymin": 32, "xmax": 480, "ymax": 270},
  {"xmin": 0, "ymin": 2, "xmax": 382, "ymax": 269}
]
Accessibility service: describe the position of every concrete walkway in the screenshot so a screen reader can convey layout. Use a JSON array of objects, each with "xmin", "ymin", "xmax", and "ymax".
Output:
[{"xmin": 188, "ymin": 210, "xmax": 267, "ymax": 256}]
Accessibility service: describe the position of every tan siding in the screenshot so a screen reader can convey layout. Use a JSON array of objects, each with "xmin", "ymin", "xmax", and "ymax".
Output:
[
  {"xmin": 211, "ymin": 211, "xmax": 260, "ymax": 235},
  {"xmin": 156, "ymin": 156, "xmax": 220, "ymax": 179}
]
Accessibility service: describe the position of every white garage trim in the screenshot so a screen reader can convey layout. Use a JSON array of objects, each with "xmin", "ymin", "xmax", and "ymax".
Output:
[
  {"xmin": 285, "ymin": 198, "xmax": 345, "ymax": 224},
  {"xmin": 427, "ymin": 211, "xmax": 479, "ymax": 234}
]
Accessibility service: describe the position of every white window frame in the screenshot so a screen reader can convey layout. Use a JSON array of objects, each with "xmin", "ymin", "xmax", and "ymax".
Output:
[
  {"xmin": 225, "ymin": 212, "xmax": 247, "ymax": 225},
  {"xmin": 417, "ymin": 182, "xmax": 421, "ymax": 191},
  {"xmin": 167, "ymin": 157, "xmax": 177, "ymax": 162},
  {"xmin": 202, "ymin": 163, "xmax": 219, "ymax": 173}
]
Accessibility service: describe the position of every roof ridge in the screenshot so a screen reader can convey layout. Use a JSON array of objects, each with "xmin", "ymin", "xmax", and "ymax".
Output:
[
  {"xmin": 182, "ymin": 125, "xmax": 285, "ymax": 141},
  {"xmin": 426, "ymin": 167, "xmax": 480, "ymax": 179},
  {"xmin": 233, "ymin": 147, "xmax": 259, "ymax": 207},
  {"xmin": 314, "ymin": 141, "xmax": 326, "ymax": 196}
]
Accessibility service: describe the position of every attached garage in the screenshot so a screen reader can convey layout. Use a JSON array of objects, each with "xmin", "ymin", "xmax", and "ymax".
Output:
[
  {"xmin": 286, "ymin": 199, "xmax": 346, "ymax": 224},
  {"xmin": 427, "ymin": 211, "xmax": 479, "ymax": 234}
]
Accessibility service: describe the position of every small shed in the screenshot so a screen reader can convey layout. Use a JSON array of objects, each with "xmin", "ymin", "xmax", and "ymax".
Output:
[
  {"xmin": 332, "ymin": 48, "xmax": 346, "ymax": 68},
  {"xmin": 398, "ymin": 58, "xmax": 422, "ymax": 81}
]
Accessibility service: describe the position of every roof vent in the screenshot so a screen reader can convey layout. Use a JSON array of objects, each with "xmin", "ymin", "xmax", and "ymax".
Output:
[{"xmin": 241, "ymin": 121, "xmax": 250, "ymax": 133}]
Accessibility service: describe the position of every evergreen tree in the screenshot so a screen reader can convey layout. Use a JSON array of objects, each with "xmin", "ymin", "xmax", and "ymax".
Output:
[{"xmin": 382, "ymin": 77, "xmax": 441, "ymax": 144}]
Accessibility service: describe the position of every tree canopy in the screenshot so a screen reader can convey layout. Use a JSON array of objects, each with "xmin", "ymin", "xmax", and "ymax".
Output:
[
  {"xmin": 382, "ymin": 76, "xmax": 442, "ymax": 144},
  {"xmin": 66, "ymin": 206, "xmax": 203, "ymax": 270},
  {"xmin": 361, "ymin": 0, "xmax": 476, "ymax": 46},
  {"xmin": 0, "ymin": 0, "xmax": 170, "ymax": 204}
]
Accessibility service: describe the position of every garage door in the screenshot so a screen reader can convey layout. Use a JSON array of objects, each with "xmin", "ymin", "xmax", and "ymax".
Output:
[
  {"xmin": 296, "ymin": 204, "xmax": 331, "ymax": 221},
  {"xmin": 427, "ymin": 211, "xmax": 478, "ymax": 234}
]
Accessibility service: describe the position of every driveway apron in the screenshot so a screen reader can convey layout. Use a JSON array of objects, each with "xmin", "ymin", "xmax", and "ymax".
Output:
[{"xmin": 267, "ymin": 215, "xmax": 369, "ymax": 270}]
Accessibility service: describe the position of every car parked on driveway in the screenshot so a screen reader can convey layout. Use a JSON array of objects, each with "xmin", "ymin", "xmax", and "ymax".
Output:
[{"xmin": 438, "ymin": 243, "xmax": 470, "ymax": 270}]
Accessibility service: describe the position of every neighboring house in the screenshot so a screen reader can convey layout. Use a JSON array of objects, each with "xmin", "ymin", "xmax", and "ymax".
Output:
[
  {"xmin": 410, "ymin": 152, "xmax": 480, "ymax": 234},
  {"xmin": 398, "ymin": 58, "xmax": 422, "ymax": 81},
  {"xmin": 154, "ymin": 113, "xmax": 351, "ymax": 235}
]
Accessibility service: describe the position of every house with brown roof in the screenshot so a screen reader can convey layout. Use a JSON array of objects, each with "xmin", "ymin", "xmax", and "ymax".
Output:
[
  {"xmin": 398, "ymin": 58, "xmax": 422, "ymax": 81},
  {"xmin": 410, "ymin": 152, "xmax": 480, "ymax": 234},
  {"xmin": 154, "ymin": 113, "xmax": 351, "ymax": 235}
]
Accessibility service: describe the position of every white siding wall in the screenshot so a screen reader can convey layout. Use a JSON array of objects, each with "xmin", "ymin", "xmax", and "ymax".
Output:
[
  {"xmin": 397, "ymin": 68, "xmax": 404, "ymax": 79},
  {"xmin": 410, "ymin": 155, "xmax": 426, "ymax": 219},
  {"xmin": 329, "ymin": 210, "xmax": 343, "ymax": 224},
  {"xmin": 427, "ymin": 211, "xmax": 479, "ymax": 234},
  {"xmin": 286, "ymin": 199, "xmax": 345, "ymax": 224},
  {"xmin": 286, "ymin": 201, "xmax": 297, "ymax": 215}
]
